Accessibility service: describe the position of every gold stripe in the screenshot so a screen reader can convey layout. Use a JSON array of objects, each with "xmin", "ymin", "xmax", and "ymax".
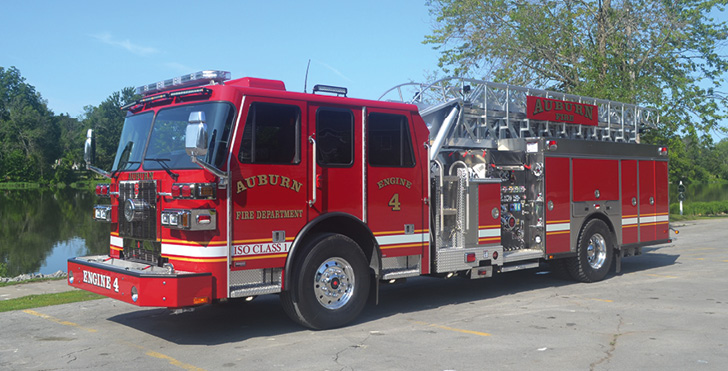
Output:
[
  {"xmin": 232, "ymin": 253, "xmax": 288, "ymax": 261},
  {"xmin": 162, "ymin": 255, "xmax": 227, "ymax": 263},
  {"xmin": 110, "ymin": 245, "xmax": 123, "ymax": 251},
  {"xmin": 478, "ymin": 237, "xmax": 500, "ymax": 243},
  {"xmin": 380, "ymin": 242, "xmax": 422, "ymax": 250},
  {"xmin": 622, "ymin": 224, "xmax": 638, "ymax": 228},
  {"xmin": 374, "ymin": 229, "xmax": 428, "ymax": 236},
  {"xmin": 622, "ymin": 214, "xmax": 638, "ymax": 218},
  {"xmin": 547, "ymin": 230, "xmax": 570, "ymax": 236},
  {"xmin": 547, "ymin": 219, "xmax": 570, "ymax": 224},
  {"xmin": 478, "ymin": 225, "xmax": 500, "ymax": 229},
  {"xmin": 162, "ymin": 239, "xmax": 227, "ymax": 246}
]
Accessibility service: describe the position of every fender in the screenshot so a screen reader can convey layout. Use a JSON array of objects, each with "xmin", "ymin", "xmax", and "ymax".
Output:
[{"xmin": 283, "ymin": 212, "xmax": 381, "ymax": 290}]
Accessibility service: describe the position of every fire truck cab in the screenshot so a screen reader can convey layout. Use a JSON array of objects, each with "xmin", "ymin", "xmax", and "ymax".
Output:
[{"xmin": 69, "ymin": 71, "xmax": 670, "ymax": 329}]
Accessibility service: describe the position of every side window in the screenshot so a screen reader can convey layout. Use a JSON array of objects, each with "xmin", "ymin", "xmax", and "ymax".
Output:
[
  {"xmin": 239, "ymin": 102, "xmax": 300, "ymax": 164},
  {"xmin": 316, "ymin": 108, "xmax": 353, "ymax": 167},
  {"xmin": 368, "ymin": 112, "xmax": 415, "ymax": 167}
]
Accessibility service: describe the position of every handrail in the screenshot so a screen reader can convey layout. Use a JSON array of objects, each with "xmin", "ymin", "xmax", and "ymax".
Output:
[{"xmin": 308, "ymin": 136, "xmax": 317, "ymax": 207}]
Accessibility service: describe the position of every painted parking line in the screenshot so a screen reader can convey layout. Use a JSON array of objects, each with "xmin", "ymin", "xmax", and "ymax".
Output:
[
  {"xmin": 23, "ymin": 309, "xmax": 97, "ymax": 333},
  {"xmin": 412, "ymin": 320, "xmax": 491, "ymax": 337},
  {"xmin": 23, "ymin": 309, "xmax": 206, "ymax": 371},
  {"xmin": 644, "ymin": 273, "xmax": 678, "ymax": 279},
  {"xmin": 589, "ymin": 298, "xmax": 613, "ymax": 303},
  {"xmin": 146, "ymin": 351, "xmax": 206, "ymax": 371}
]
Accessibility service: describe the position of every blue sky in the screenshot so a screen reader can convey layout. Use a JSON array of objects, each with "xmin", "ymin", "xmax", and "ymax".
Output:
[
  {"xmin": 1, "ymin": 0, "xmax": 725, "ymax": 138},
  {"xmin": 0, "ymin": 0, "xmax": 440, "ymax": 117}
]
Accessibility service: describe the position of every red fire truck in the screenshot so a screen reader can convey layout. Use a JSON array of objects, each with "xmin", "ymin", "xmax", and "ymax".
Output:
[{"xmin": 68, "ymin": 71, "xmax": 670, "ymax": 329}]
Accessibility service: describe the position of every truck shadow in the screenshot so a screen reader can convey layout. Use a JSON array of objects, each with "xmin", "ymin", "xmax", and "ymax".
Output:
[{"xmin": 107, "ymin": 248, "xmax": 678, "ymax": 345}]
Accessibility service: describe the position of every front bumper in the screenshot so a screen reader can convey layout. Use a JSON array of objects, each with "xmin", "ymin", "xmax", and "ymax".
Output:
[{"xmin": 68, "ymin": 255, "xmax": 212, "ymax": 308}]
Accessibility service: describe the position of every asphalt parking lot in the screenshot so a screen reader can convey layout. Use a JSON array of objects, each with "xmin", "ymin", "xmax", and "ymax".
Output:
[{"xmin": 1, "ymin": 218, "xmax": 726, "ymax": 370}]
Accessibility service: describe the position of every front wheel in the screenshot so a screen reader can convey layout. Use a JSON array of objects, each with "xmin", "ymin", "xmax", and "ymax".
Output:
[
  {"xmin": 281, "ymin": 233, "xmax": 370, "ymax": 330},
  {"xmin": 566, "ymin": 219, "xmax": 614, "ymax": 283}
]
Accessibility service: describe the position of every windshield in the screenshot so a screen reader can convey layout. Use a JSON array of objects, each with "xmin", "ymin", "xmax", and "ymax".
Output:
[
  {"xmin": 112, "ymin": 102, "xmax": 235, "ymax": 172},
  {"xmin": 112, "ymin": 112, "xmax": 153, "ymax": 172}
]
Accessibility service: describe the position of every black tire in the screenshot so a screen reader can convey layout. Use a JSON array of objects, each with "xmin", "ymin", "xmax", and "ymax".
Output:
[
  {"xmin": 566, "ymin": 219, "xmax": 614, "ymax": 283},
  {"xmin": 280, "ymin": 233, "xmax": 370, "ymax": 330}
]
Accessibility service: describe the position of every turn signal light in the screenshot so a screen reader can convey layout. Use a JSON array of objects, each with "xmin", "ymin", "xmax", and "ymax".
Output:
[
  {"xmin": 658, "ymin": 147, "xmax": 668, "ymax": 156},
  {"xmin": 95, "ymin": 184, "xmax": 110, "ymax": 197},
  {"xmin": 169, "ymin": 183, "xmax": 217, "ymax": 199},
  {"xmin": 547, "ymin": 140, "xmax": 558, "ymax": 151},
  {"xmin": 193, "ymin": 297, "xmax": 210, "ymax": 305}
]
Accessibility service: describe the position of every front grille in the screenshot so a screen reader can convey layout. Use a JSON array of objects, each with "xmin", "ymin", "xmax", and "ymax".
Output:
[
  {"xmin": 123, "ymin": 239, "xmax": 162, "ymax": 265},
  {"xmin": 118, "ymin": 181, "xmax": 157, "ymax": 240}
]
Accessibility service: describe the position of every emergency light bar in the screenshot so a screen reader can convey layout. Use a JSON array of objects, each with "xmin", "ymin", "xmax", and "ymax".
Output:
[{"xmin": 136, "ymin": 70, "xmax": 231, "ymax": 96}]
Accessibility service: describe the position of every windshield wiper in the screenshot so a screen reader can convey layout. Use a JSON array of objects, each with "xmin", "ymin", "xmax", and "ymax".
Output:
[
  {"xmin": 111, "ymin": 161, "xmax": 140, "ymax": 179},
  {"xmin": 144, "ymin": 158, "xmax": 179, "ymax": 181}
]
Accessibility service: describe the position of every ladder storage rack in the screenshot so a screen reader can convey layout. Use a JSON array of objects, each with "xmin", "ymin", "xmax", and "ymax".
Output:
[{"xmin": 380, "ymin": 77, "xmax": 658, "ymax": 153}]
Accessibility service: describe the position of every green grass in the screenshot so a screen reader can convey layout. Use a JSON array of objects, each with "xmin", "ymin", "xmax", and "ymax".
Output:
[
  {"xmin": 0, "ymin": 291, "xmax": 104, "ymax": 312},
  {"xmin": 670, "ymin": 200, "xmax": 728, "ymax": 218}
]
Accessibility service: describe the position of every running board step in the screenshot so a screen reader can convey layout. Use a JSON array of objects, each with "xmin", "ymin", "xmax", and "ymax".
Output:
[
  {"xmin": 230, "ymin": 284, "xmax": 281, "ymax": 298},
  {"xmin": 500, "ymin": 261, "xmax": 540, "ymax": 273},
  {"xmin": 382, "ymin": 269, "xmax": 421, "ymax": 280}
]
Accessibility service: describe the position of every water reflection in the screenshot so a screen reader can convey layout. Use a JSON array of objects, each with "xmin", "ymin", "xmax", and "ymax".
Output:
[{"xmin": 0, "ymin": 188, "xmax": 109, "ymax": 276}]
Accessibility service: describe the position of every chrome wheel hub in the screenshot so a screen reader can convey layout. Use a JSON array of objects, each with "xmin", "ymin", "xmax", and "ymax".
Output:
[
  {"xmin": 587, "ymin": 233, "xmax": 607, "ymax": 269},
  {"xmin": 314, "ymin": 257, "xmax": 355, "ymax": 310}
]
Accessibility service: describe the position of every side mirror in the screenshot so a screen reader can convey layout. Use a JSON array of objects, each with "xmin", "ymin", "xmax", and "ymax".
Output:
[
  {"xmin": 84, "ymin": 129, "xmax": 95, "ymax": 165},
  {"xmin": 186, "ymin": 111, "xmax": 208, "ymax": 157}
]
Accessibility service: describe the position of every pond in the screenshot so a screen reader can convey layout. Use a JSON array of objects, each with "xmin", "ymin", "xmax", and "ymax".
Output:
[
  {"xmin": 1, "ymin": 182, "xmax": 727, "ymax": 276},
  {"xmin": 0, "ymin": 188, "xmax": 109, "ymax": 277}
]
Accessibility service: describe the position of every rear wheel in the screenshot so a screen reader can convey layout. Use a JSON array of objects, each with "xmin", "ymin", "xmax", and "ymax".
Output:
[
  {"xmin": 567, "ymin": 219, "xmax": 614, "ymax": 283},
  {"xmin": 281, "ymin": 233, "xmax": 370, "ymax": 330}
]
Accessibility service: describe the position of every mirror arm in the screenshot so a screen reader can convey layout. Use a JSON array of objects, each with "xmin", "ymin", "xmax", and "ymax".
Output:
[
  {"xmin": 87, "ymin": 164, "xmax": 112, "ymax": 179},
  {"xmin": 191, "ymin": 156, "xmax": 228, "ymax": 186}
]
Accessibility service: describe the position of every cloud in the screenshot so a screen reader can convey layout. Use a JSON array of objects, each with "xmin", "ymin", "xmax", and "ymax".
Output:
[
  {"xmin": 163, "ymin": 62, "xmax": 197, "ymax": 73},
  {"xmin": 91, "ymin": 32, "xmax": 159, "ymax": 56},
  {"xmin": 314, "ymin": 60, "xmax": 353, "ymax": 83}
]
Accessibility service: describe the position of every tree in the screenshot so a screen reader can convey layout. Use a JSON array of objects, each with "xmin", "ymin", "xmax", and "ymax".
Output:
[
  {"xmin": 0, "ymin": 66, "xmax": 60, "ymax": 181},
  {"xmin": 81, "ymin": 87, "xmax": 138, "ymax": 171},
  {"xmin": 425, "ymin": 0, "xmax": 728, "ymax": 182}
]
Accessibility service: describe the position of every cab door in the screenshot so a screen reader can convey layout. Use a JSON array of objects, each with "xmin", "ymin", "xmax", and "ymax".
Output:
[
  {"xmin": 307, "ymin": 104, "xmax": 363, "ymax": 219},
  {"xmin": 365, "ymin": 109, "xmax": 426, "ymax": 267},
  {"xmin": 230, "ymin": 98, "xmax": 309, "ymax": 276}
]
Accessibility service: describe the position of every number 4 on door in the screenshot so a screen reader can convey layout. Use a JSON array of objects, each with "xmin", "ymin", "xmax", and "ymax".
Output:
[{"xmin": 388, "ymin": 193, "xmax": 401, "ymax": 211}]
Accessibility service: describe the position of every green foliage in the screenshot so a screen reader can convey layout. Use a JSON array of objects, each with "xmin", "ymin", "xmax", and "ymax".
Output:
[
  {"xmin": 82, "ymin": 87, "xmax": 138, "ymax": 170},
  {"xmin": 1, "ymin": 66, "xmax": 137, "ymax": 183},
  {"xmin": 425, "ymin": 0, "xmax": 728, "ymax": 183},
  {"xmin": 0, "ymin": 66, "xmax": 61, "ymax": 181}
]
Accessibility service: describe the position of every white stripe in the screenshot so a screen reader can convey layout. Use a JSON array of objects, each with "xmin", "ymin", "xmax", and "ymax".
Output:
[
  {"xmin": 640, "ymin": 216, "xmax": 657, "ymax": 223},
  {"xmin": 546, "ymin": 223, "xmax": 570, "ymax": 232},
  {"xmin": 656, "ymin": 215, "xmax": 669, "ymax": 222},
  {"xmin": 162, "ymin": 243, "xmax": 227, "ymax": 258},
  {"xmin": 478, "ymin": 228, "xmax": 500, "ymax": 238},
  {"xmin": 622, "ymin": 217, "xmax": 638, "ymax": 225},
  {"xmin": 376, "ymin": 233, "xmax": 425, "ymax": 246},
  {"xmin": 110, "ymin": 235, "xmax": 123, "ymax": 247}
]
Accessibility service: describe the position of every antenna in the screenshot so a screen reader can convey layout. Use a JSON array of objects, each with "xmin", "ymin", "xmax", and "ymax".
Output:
[{"xmin": 304, "ymin": 59, "xmax": 311, "ymax": 93}]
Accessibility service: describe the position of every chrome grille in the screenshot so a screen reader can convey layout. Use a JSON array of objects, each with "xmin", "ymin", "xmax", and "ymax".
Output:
[{"xmin": 118, "ymin": 180, "xmax": 157, "ymax": 240}]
